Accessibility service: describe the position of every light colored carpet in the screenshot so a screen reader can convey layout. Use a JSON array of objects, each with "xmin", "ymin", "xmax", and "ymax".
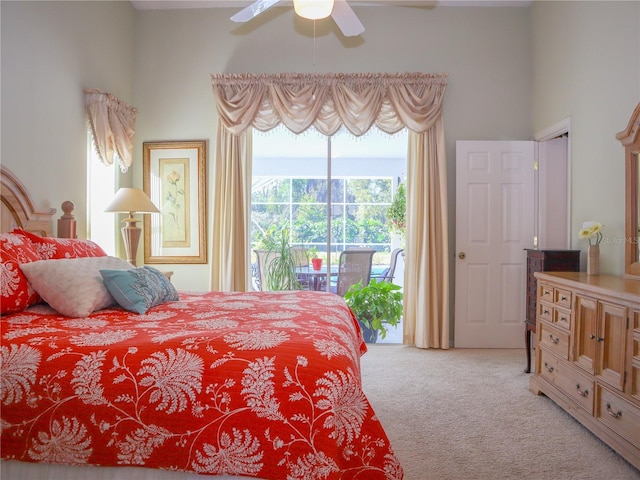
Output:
[{"xmin": 360, "ymin": 345, "xmax": 640, "ymax": 480}]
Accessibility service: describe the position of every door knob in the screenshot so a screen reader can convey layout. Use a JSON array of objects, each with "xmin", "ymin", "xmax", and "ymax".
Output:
[{"xmin": 458, "ymin": 252, "xmax": 466, "ymax": 260}]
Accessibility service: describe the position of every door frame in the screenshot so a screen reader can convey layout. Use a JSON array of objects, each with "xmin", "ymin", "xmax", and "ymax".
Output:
[{"xmin": 534, "ymin": 116, "xmax": 573, "ymax": 248}]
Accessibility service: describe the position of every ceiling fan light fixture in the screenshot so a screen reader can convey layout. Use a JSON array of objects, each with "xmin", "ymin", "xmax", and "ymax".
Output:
[{"xmin": 293, "ymin": 0, "xmax": 334, "ymax": 20}]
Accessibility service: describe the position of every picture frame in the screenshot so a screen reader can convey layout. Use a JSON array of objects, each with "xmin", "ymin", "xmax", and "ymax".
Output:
[{"xmin": 143, "ymin": 140, "xmax": 207, "ymax": 264}]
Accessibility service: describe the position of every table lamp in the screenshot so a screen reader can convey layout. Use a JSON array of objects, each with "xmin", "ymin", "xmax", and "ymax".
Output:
[{"xmin": 105, "ymin": 188, "xmax": 160, "ymax": 266}]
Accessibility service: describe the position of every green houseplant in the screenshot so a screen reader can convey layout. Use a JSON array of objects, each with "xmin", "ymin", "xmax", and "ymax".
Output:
[
  {"xmin": 261, "ymin": 228, "xmax": 301, "ymax": 291},
  {"xmin": 387, "ymin": 183, "xmax": 406, "ymax": 236},
  {"xmin": 343, "ymin": 279, "xmax": 403, "ymax": 343}
]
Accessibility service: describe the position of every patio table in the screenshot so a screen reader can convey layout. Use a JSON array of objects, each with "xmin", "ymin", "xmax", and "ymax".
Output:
[{"xmin": 296, "ymin": 265, "xmax": 338, "ymax": 291}]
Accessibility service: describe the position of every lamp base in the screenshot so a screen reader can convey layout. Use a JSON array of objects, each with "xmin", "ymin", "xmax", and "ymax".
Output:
[{"xmin": 121, "ymin": 219, "xmax": 141, "ymax": 266}]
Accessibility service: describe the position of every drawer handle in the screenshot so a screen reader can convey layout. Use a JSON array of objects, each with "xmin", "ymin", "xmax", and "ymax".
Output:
[
  {"xmin": 576, "ymin": 384, "xmax": 589, "ymax": 397},
  {"xmin": 543, "ymin": 309, "xmax": 550, "ymax": 315},
  {"xmin": 559, "ymin": 315, "xmax": 567, "ymax": 323},
  {"xmin": 589, "ymin": 334, "xmax": 604, "ymax": 342},
  {"xmin": 560, "ymin": 295, "xmax": 567, "ymax": 301},
  {"xmin": 544, "ymin": 291, "xmax": 550, "ymax": 296},
  {"xmin": 549, "ymin": 334, "xmax": 560, "ymax": 344},
  {"xmin": 606, "ymin": 403, "xmax": 622, "ymax": 419},
  {"xmin": 544, "ymin": 362, "xmax": 554, "ymax": 373}
]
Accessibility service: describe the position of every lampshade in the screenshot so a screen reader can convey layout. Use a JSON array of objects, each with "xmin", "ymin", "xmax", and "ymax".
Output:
[
  {"xmin": 105, "ymin": 188, "xmax": 159, "ymax": 266},
  {"xmin": 104, "ymin": 188, "xmax": 160, "ymax": 215},
  {"xmin": 293, "ymin": 0, "xmax": 334, "ymax": 20}
]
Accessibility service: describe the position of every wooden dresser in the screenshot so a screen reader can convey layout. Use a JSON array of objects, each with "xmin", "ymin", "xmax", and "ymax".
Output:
[
  {"xmin": 524, "ymin": 249, "xmax": 580, "ymax": 373},
  {"xmin": 530, "ymin": 272, "xmax": 640, "ymax": 470}
]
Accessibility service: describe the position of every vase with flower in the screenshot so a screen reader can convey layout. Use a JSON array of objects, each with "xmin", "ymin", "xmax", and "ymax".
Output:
[{"xmin": 579, "ymin": 222, "xmax": 604, "ymax": 275}]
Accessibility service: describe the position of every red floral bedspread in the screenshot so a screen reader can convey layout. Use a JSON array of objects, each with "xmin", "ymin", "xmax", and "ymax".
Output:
[{"xmin": 1, "ymin": 290, "xmax": 403, "ymax": 479}]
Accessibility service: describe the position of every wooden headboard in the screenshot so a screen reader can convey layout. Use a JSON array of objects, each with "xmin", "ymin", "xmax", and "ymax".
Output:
[{"xmin": 1, "ymin": 165, "xmax": 56, "ymax": 236}]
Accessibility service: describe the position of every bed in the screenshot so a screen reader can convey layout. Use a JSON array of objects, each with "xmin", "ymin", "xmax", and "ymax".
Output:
[{"xmin": 0, "ymin": 166, "xmax": 403, "ymax": 480}]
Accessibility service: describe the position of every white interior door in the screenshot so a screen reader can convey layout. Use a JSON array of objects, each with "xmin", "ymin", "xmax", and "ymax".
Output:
[{"xmin": 454, "ymin": 141, "xmax": 535, "ymax": 348}]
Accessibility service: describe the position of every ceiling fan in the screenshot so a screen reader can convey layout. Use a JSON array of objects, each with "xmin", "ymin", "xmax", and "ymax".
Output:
[{"xmin": 231, "ymin": 0, "xmax": 365, "ymax": 37}]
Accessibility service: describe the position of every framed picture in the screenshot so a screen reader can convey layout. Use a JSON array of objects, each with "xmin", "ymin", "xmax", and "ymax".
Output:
[{"xmin": 143, "ymin": 140, "xmax": 207, "ymax": 264}]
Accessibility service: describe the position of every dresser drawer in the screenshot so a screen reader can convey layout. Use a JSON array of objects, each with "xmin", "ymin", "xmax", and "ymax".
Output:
[
  {"xmin": 538, "ymin": 349, "xmax": 594, "ymax": 414},
  {"xmin": 539, "ymin": 284, "xmax": 554, "ymax": 303},
  {"xmin": 554, "ymin": 358, "xmax": 594, "ymax": 414},
  {"xmin": 554, "ymin": 287, "xmax": 573, "ymax": 309},
  {"xmin": 528, "ymin": 257, "xmax": 543, "ymax": 271},
  {"xmin": 539, "ymin": 322, "xmax": 570, "ymax": 359},
  {"xmin": 537, "ymin": 301, "xmax": 553, "ymax": 323},
  {"xmin": 538, "ymin": 348, "xmax": 560, "ymax": 383},
  {"xmin": 552, "ymin": 308, "xmax": 572, "ymax": 331},
  {"xmin": 630, "ymin": 311, "xmax": 640, "ymax": 403},
  {"xmin": 597, "ymin": 385, "xmax": 640, "ymax": 449}
]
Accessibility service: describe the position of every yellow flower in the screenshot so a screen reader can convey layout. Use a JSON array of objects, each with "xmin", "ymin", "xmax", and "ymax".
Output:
[
  {"xmin": 579, "ymin": 222, "xmax": 603, "ymax": 245},
  {"xmin": 166, "ymin": 170, "xmax": 180, "ymax": 185}
]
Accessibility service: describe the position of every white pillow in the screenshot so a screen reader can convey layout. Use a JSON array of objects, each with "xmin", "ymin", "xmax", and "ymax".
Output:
[{"xmin": 20, "ymin": 256, "xmax": 133, "ymax": 317}]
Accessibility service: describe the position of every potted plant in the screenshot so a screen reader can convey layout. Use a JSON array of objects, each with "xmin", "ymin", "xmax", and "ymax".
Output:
[
  {"xmin": 261, "ymin": 228, "xmax": 301, "ymax": 291},
  {"xmin": 343, "ymin": 279, "xmax": 403, "ymax": 343},
  {"xmin": 387, "ymin": 182, "xmax": 406, "ymax": 236},
  {"xmin": 308, "ymin": 246, "xmax": 323, "ymax": 271}
]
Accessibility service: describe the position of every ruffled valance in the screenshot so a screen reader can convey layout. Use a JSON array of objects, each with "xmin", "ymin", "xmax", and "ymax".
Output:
[
  {"xmin": 84, "ymin": 89, "xmax": 138, "ymax": 172},
  {"xmin": 210, "ymin": 72, "xmax": 448, "ymax": 137}
]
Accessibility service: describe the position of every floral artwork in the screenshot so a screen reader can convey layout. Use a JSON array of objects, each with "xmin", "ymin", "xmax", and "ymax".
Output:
[
  {"xmin": 143, "ymin": 140, "xmax": 207, "ymax": 264},
  {"xmin": 159, "ymin": 158, "xmax": 190, "ymax": 247}
]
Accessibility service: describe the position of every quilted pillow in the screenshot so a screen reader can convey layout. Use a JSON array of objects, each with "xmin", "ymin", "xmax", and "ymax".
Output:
[
  {"xmin": 15, "ymin": 228, "xmax": 107, "ymax": 259},
  {"xmin": 100, "ymin": 266, "xmax": 179, "ymax": 314},
  {"xmin": 20, "ymin": 256, "xmax": 133, "ymax": 317},
  {"xmin": 0, "ymin": 232, "xmax": 42, "ymax": 314}
]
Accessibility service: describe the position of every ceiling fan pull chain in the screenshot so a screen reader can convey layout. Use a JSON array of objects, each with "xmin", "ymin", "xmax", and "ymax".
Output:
[{"xmin": 313, "ymin": 20, "xmax": 317, "ymax": 69}]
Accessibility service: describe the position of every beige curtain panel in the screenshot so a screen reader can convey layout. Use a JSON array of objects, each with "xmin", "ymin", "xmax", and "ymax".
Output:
[
  {"xmin": 210, "ymin": 71, "xmax": 449, "ymax": 349},
  {"xmin": 84, "ymin": 89, "xmax": 138, "ymax": 172}
]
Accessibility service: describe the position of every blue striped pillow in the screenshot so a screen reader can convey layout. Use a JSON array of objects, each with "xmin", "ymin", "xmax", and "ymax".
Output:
[{"xmin": 100, "ymin": 266, "xmax": 178, "ymax": 314}]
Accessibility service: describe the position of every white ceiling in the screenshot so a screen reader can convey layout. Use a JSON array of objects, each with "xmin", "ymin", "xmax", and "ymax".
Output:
[{"xmin": 129, "ymin": 0, "xmax": 531, "ymax": 10}]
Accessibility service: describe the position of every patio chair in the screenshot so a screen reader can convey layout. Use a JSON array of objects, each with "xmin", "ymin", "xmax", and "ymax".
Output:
[
  {"xmin": 291, "ymin": 246, "xmax": 311, "ymax": 290},
  {"xmin": 254, "ymin": 249, "xmax": 276, "ymax": 291},
  {"xmin": 255, "ymin": 248, "xmax": 308, "ymax": 291},
  {"xmin": 332, "ymin": 248, "xmax": 376, "ymax": 297},
  {"xmin": 374, "ymin": 248, "xmax": 404, "ymax": 283}
]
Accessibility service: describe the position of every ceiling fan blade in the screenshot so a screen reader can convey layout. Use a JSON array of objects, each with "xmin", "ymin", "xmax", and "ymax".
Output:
[
  {"xmin": 331, "ymin": 0, "xmax": 365, "ymax": 37},
  {"xmin": 231, "ymin": 0, "xmax": 282, "ymax": 23}
]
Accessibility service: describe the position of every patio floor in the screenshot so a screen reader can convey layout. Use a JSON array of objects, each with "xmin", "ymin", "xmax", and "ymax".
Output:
[{"xmin": 374, "ymin": 319, "xmax": 402, "ymax": 344}]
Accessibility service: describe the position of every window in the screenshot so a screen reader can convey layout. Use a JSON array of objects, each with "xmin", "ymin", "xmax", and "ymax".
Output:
[
  {"xmin": 87, "ymin": 131, "xmax": 117, "ymax": 255},
  {"xmin": 252, "ymin": 177, "xmax": 394, "ymax": 251}
]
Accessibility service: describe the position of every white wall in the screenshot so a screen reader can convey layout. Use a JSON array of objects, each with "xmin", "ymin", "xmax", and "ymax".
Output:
[
  {"xmin": 1, "ymin": 0, "xmax": 136, "ymax": 236},
  {"xmin": 531, "ymin": 1, "xmax": 640, "ymax": 274}
]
